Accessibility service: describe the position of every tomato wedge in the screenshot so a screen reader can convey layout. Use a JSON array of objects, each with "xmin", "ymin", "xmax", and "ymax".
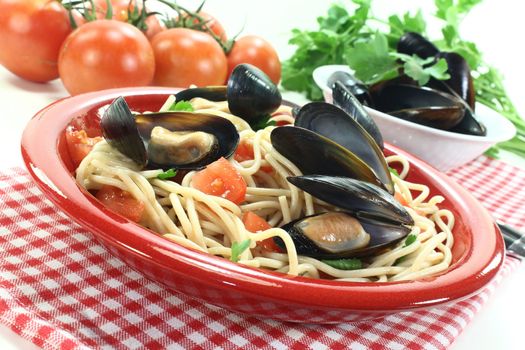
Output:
[
  {"xmin": 192, "ymin": 157, "xmax": 247, "ymax": 204},
  {"xmin": 96, "ymin": 185, "xmax": 145, "ymax": 223},
  {"xmin": 242, "ymin": 212, "xmax": 281, "ymax": 252},
  {"xmin": 233, "ymin": 140, "xmax": 273, "ymax": 173},
  {"xmin": 65, "ymin": 127, "xmax": 102, "ymax": 168}
]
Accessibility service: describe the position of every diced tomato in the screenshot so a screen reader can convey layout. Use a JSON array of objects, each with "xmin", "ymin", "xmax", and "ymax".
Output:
[
  {"xmin": 242, "ymin": 211, "xmax": 281, "ymax": 253},
  {"xmin": 233, "ymin": 140, "xmax": 273, "ymax": 173},
  {"xmin": 96, "ymin": 185, "xmax": 145, "ymax": 223},
  {"xmin": 394, "ymin": 191, "xmax": 408, "ymax": 206},
  {"xmin": 65, "ymin": 126, "xmax": 103, "ymax": 168},
  {"xmin": 192, "ymin": 157, "xmax": 247, "ymax": 204}
]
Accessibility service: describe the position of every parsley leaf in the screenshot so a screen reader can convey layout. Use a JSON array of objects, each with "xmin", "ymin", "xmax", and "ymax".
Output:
[
  {"xmin": 250, "ymin": 114, "xmax": 276, "ymax": 131},
  {"xmin": 322, "ymin": 258, "xmax": 362, "ymax": 270},
  {"xmin": 346, "ymin": 33, "xmax": 399, "ymax": 84},
  {"xmin": 168, "ymin": 100, "xmax": 194, "ymax": 112},
  {"xmin": 388, "ymin": 167, "xmax": 400, "ymax": 177},
  {"xmin": 157, "ymin": 168, "xmax": 178, "ymax": 180},
  {"xmin": 230, "ymin": 239, "xmax": 251, "ymax": 263},
  {"xmin": 404, "ymin": 234, "xmax": 417, "ymax": 246}
]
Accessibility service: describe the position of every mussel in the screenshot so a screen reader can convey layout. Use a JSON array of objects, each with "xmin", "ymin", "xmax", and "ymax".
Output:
[
  {"xmin": 293, "ymin": 102, "xmax": 392, "ymax": 191},
  {"xmin": 327, "ymin": 71, "xmax": 372, "ymax": 106},
  {"xmin": 273, "ymin": 175, "xmax": 413, "ymax": 259},
  {"xmin": 370, "ymin": 84, "xmax": 466, "ymax": 130},
  {"xmin": 331, "ymin": 81, "xmax": 384, "ymax": 149},
  {"xmin": 397, "ymin": 32, "xmax": 440, "ymax": 59},
  {"xmin": 270, "ymin": 126, "xmax": 392, "ymax": 193},
  {"xmin": 435, "ymin": 52, "xmax": 476, "ymax": 110},
  {"xmin": 101, "ymin": 96, "xmax": 239, "ymax": 170},
  {"xmin": 171, "ymin": 64, "xmax": 282, "ymax": 127}
]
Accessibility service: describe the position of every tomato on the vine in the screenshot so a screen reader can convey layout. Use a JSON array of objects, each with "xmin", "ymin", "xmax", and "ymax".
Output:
[
  {"xmin": 58, "ymin": 19, "xmax": 155, "ymax": 95},
  {"xmin": 227, "ymin": 35, "xmax": 281, "ymax": 84},
  {"xmin": 92, "ymin": 0, "xmax": 164, "ymax": 40},
  {"xmin": 190, "ymin": 11, "xmax": 227, "ymax": 43},
  {"xmin": 0, "ymin": 0, "xmax": 73, "ymax": 82},
  {"xmin": 151, "ymin": 28, "xmax": 227, "ymax": 87}
]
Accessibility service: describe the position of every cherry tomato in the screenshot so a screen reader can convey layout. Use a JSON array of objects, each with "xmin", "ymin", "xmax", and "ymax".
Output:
[
  {"xmin": 227, "ymin": 35, "xmax": 281, "ymax": 84},
  {"xmin": 96, "ymin": 185, "xmax": 145, "ymax": 223},
  {"xmin": 192, "ymin": 157, "xmax": 247, "ymax": 204},
  {"xmin": 58, "ymin": 19, "xmax": 155, "ymax": 95},
  {"xmin": 0, "ymin": 0, "xmax": 73, "ymax": 82},
  {"xmin": 151, "ymin": 28, "xmax": 227, "ymax": 87}
]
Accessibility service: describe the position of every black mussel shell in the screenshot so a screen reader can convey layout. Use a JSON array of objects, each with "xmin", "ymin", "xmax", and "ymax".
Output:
[
  {"xmin": 327, "ymin": 71, "xmax": 372, "ymax": 106},
  {"xmin": 135, "ymin": 112, "xmax": 239, "ymax": 170},
  {"xmin": 449, "ymin": 107, "xmax": 487, "ymax": 136},
  {"xmin": 370, "ymin": 84, "xmax": 466, "ymax": 130},
  {"xmin": 294, "ymin": 102, "xmax": 392, "ymax": 193},
  {"xmin": 227, "ymin": 63, "xmax": 282, "ymax": 125},
  {"xmin": 270, "ymin": 126, "xmax": 388, "ymax": 192},
  {"xmin": 101, "ymin": 97, "xmax": 147, "ymax": 168},
  {"xmin": 397, "ymin": 32, "xmax": 440, "ymax": 59},
  {"xmin": 435, "ymin": 52, "xmax": 476, "ymax": 110},
  {"xmin": 332, "ymin": 81, "xmax": 384, "ymax": 149},
  {"xmin": 287, "ymin": 175, "xmax": 413, "ymax": 225},
  {"xmin": 174, "ymin": 86, "xmax": 227, "ymax": 102},
  {"xmin": 274, "ymin": 212, "xmax": 411, "ymax": 259}
]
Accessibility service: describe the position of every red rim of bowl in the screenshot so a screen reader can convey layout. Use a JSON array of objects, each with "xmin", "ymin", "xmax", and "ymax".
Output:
[{"xmin": 21, "ymin": 87, "xmax": 505, "ymax": 313}]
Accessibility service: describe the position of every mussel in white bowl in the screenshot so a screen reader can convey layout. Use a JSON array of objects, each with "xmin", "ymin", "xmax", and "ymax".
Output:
[{"xmin": 312, "ymin": 64, "xmax": 516, "ymax": 171}]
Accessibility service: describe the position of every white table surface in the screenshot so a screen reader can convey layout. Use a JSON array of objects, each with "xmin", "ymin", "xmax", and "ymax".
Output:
[{"xmin": 1, "ymin": 0, "xmax": 524, "ymax": 349}]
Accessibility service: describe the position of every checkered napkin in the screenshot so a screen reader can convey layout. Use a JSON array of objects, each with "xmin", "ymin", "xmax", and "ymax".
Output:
[{"xmin": 0, "ymin": 156, "xmax": 523, "ymax": 350}]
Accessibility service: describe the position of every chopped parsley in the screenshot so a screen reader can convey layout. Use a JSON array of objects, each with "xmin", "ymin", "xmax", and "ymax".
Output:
[
  {"xmin": 321, "ymin": 258, "xmax": 362, "ymax": 270},
  {"xmin": 168, "ymin": 100, "xmax": 194, "ymax": 112},
  {"xmin": 230, "ymin": 239, "xmax": 251, "ymax": 262},
  {"xmin": 157, "ymin": 168, "xmax": 178, "ymax": 180}
]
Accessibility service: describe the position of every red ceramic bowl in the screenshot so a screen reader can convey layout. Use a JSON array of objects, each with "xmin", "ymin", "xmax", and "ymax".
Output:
[{"xmin": 21, "ymin": 87, "xmax": 504, "ymax": 323}]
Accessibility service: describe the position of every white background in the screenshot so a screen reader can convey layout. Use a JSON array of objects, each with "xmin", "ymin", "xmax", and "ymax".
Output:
[{"xmin": 0, "ymin": 0, "xmax": 524, "ymax": 349}]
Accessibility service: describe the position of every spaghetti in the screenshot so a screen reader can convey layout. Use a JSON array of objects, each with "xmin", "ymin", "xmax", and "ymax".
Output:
[{"xmin": 76, "ymin": 97, "xmax": 454, "ymax": 282}]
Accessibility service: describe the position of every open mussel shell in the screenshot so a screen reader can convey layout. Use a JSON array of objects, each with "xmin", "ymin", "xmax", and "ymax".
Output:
[
  {"xmin": 449, "ymin": 107, "xmax": 487, "ymax": 136},
  {"xmin": 331, "ymin": 81, "xmax": 384, "ymax": 149},
  {"xmin": 101, "ymin": 96, "xmax": 239, "ymax": 170},
  {"xmin": 294, "ymin": 102, "xmax": 392, "ymax": 192},
  {"xmin": 370, "ymin": 84, "xmax": 466, "ymax": 130},
  {"xmin": 287, "ymin": 175, "xmax": 413, "ymax": 225},
  {"xmin": 174, "ymin": 86, "xmax": 227, "ymax": 102},
  {"xmin": 327, "ymin": 71, "xmax": 372, "ymax": 106},
  {"xmin": 275, "ymin": 212, "xmax": 411, "ymax": 259},
  {"xmin": 270, "ymin": 126, "xmax": 388, "ymax": 192},
  {"xmin": 101, "ymin": 97, "xmax": 148, "ymax": 167},
  {"xmin": 227, "ymin": 63, "xmax": 282, "ymax": 125},
  {"xmin": 397, "ymin": 32, "xmax": 440, "ymax": 59}
]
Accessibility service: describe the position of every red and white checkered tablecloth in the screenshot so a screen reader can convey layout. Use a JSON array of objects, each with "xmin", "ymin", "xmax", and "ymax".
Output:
[{"xmin": 0, "ymin": 156, "xmax": 523, "ymax": 350}]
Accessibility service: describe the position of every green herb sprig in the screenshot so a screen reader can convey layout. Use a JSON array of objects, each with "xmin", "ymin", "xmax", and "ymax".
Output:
[
  {"xmin": 230, "ymin": 239, "xmax": 251, "ymax": 262},
  {"xmin": 321, "ymin": 258, "xmax": 362, "ymax": 270}
]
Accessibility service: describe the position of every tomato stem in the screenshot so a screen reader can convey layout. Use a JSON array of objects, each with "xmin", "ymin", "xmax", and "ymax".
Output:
[{"xmin": 156, "ymin": 0, "xmax": 231, "ymax": 53}]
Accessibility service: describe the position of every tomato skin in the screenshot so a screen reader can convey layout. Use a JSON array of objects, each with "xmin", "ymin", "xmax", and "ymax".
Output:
[
  {"xmin": 227, "ymin": 35, "xmax": 281, "ymax": 84},
  {"xmin": 192, "ymin": 157, "xmax": 247, "ymax": 204},
  {"xmin": 65, "ymin": 126, "xmax": 102, "ymax": 168},
  {"xmin": 96, "ymin": 185, "xmax": 145, "ymax": 223},
  {"xmin": 151, "ymin": 28, "xmax": 227, "ymax": 87},
  {"xmin": 0, "ymin": 0, "xmax": 72, "ymax": 82},
  {"xmin": 190, "ymin": 11, "xmax": 227, "ymax": 43},
  {"xmin": 58, "ymin": 19, "xmax": 155, "ymax": 95},
  {"xmin": 234, "ymin": 140, "xmax": 273, "ymax": 173},
  {"xmin": 242, "ymin": 212, "xmax": 281, "ymax": 252}
]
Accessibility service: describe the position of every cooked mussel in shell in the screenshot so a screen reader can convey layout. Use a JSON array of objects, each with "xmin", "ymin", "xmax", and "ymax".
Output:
[
  {"xmin": 370, "ymin": 84, "xmax": 466, "ymax": 130},
  {"xmin": 331, "ymin": 81, "xmax": 384, "ymax": 149},
  {"xmin": 292, "ymin": 102, "xmax": 392, "ymax": 192},
  {"xmin": 101, "ymin": 96, "xmax": 239, "ymax": 170},
  {"xmin": 270, "ymin": 126, "xmax": 392, "ymax": 193},
  {"xmin": 327, "ymin": 71, "xmax": 372, "ymax": 106},
  {"xmin": 274, "ymin": 176, "xmax": 413, "ymax": 259}
]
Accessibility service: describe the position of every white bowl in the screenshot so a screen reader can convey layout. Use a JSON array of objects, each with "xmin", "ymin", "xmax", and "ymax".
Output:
[{"xmin": 312, "ymin": 65, "xmax": 516, "ymax": 172}]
